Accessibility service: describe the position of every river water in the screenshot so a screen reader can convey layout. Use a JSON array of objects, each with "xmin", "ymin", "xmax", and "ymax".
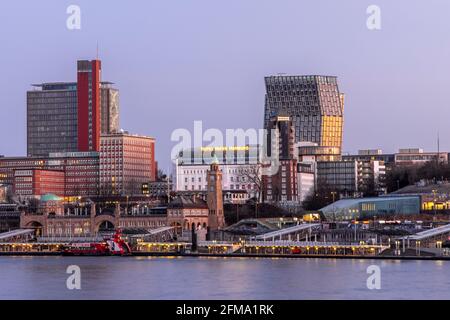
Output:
[{"xmin": 0, "ymin": 256, "xmax": 449, "ymax": 300}]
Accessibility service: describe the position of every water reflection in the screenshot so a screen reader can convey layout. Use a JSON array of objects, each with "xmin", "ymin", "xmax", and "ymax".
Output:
[{"xmin": 0, "ymin": 256, "xmax": 449, "ymax": 300}]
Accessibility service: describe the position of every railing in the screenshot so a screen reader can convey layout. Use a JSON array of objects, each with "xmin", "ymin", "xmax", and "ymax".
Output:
[
  {"xmin": 37, "ymin": 236, "xmax": 103, "ymax": 243},
  {"xmin": 255, "ymin": 223, "xmax": 321, "ymax": 240},
  {"xmin": 401, "ymin": 224, "xmax": 450, "ymax": 240},
  {"xmin": 244, "ymin": 240, "xmax": 385, "ymax": 248}
]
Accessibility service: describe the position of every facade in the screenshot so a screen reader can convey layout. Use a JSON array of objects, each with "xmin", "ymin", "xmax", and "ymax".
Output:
[
  {"xmin": 316, "ymin": 160, "xmax": 386, "ymax": 196},
  {"xmin": 100, "ymin": 132, "xmax": 156, "ymax": 196},
  {"xmin": 77, "ymin": 60, "xmax": 102, "ymax": 152},
  {"xmin": 100, "ymin": 82, "xmax": 120, "ymax": 134},
  {"xmin": 342, "ymin": 149, "xmax": 395, "ymax": 166},
  {"xmin": 388, "ymin": 182, "xmax": 450, "ymax": 212},
  {"xmin": 176, "ymin": 145, "xmax": 260, "ymax": 166},
  {"xmin": 298, "ymin": 143, "xmax": 342, "ymax": 162},
  {"xmin": 174, "ymin": 145, "xmax": 261, "ymax": 198},
  {"xmin": 267, "ymin": 116, "xmax": 296, "ymax": 160},
  {"xmin": 356, "ymin": 160, "xmax": 386, "ymax": 195},
  {"xmin": 263, "ymin": 160, "xmax": 298, "ymax": 202},
  {"xmin": 21, "ymin": 200, "xmax": 167, "ymax": 237},
  {"xmin": 206, "ymin": 161, "xmax": 225, "ymax": 230},
  {"xmin": 320, "ymin": 196, "xmax": 421, "ymax": 221},
  {"xmin": 297, "ymin": 162, "xmax": 315, "ymax": 203},
  {"xmin": 13, "ymin": 169, "xmax": 65, "ymax": 199},
  {"xmin": 175, "ymin": 163, "xmax": 261, "ymax": 195},
  {"xmin": 0, "ymin": 184, "xmax": 9, "ymax": 203},
  {"xmin": 141, "ymin": 180, "xmax": 173, "ymax": 198},
  {"xmin": 0, "ymin": 204, "xmax": 21, "ymax": 232},
  {"xmin": 264, "ymin": 75, "xmax": 344, "ymax": 151},
  {"xmin": 166, "ymin": 196, "xmax": 209, "ymax": 232},
  {"xmin": 316, "ymin": 160, "xmax": 358, "ymax": 195},
  {"xmin": 394, "ymin": 148, "xmax": 448, "ymax": 166},
  {"xmin": 263, "ymin": 116, "xmax": 298, "ymax": 202},
  {"xmin": 0, "ymin": 152, "xmax": 100, "ymax": 198},
  {"xmin": 27, "ymin": 83, "xmax": 78, "ymax": 157}
]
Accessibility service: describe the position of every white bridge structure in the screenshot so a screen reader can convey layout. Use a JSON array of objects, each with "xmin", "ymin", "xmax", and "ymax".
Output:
[
  {"xmin": 254, "ymin": 223, "xmax": 321, "ymax": 241},
  {"xmin": 400, "ymin": 224, "xmax": 450, "ymax": 247},
  {"xmin": 127, "ymin": 226, "xmax": 176, "ymax": 242},
  {"xmin": 0, "ymin": 229, "xmax": 35, "ymax": 242}
]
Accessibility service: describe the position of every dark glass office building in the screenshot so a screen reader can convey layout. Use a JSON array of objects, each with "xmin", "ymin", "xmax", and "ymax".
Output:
[
  {"xmin": 27, "ymin": 82, "xmax": 78, "ymax": 157},
  {"xmin": 264, "ymin": 75, "xmax": 344, "ymax": 151}
]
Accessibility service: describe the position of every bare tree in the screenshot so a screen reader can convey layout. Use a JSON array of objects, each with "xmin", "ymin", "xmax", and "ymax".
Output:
[
  {"xmin": 157, "ymin": 169, "xmax": 167, "ymax": 181},
  {"xmin": 236, "ymin": 164, "xmax": 264, "ymax": 218},
  {"xmin": 237, "ymin": 164, "xmax": 263, "ymax": 203}
]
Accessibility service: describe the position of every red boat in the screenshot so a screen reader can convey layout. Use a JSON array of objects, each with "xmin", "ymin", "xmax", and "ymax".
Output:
[{"xmin": 62, "ymin": 229, "xmax": 132, "ymax": 256}]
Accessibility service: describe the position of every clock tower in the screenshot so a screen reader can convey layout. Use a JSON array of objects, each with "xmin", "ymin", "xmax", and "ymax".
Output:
[{"xmin": 207, "ymin": 157, "xmax": 225, "ymax": 230}]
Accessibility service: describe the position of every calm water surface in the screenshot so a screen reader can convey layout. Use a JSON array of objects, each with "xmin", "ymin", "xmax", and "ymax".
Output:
[{"xmin": 0, "ymin": 256, "xmax": 449, "ymax": 300}]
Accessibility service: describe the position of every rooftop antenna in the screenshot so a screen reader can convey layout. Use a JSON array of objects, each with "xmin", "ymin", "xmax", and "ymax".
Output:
[{"xmin": 96, "ymin": 41, "xmax": 99, "ymax": 60}]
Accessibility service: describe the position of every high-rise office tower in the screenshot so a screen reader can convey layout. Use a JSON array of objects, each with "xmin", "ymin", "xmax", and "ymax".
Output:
[
  {"xmin": 27, "ymin": 82, "xmax": 78, "ymax": 157},
  {"xmin": 77, "ymin": 60, "xmax": 102, "ymax": 152},
  {"xmin": 27, "ymin": 59, "xmax": 118, "ymax": 157},
  {"xmin": 266, "ymin": 115, "xmax": 296, "ymax": 160},
  {"xmin": 263, "ymin": 116, "xmax": 298, "ymax": 202},
  {"xmin": 100, "ymin": 82, "xmax": 120, "ymax": 134},
  {"xmin": 264, "ymin": 75, "xmax": 344, "ymax": 151}
]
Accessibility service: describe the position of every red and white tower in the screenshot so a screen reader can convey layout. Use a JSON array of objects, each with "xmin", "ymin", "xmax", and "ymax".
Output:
[{"xmin": 77, "ymin": 60, "xmax": 101, "ymax": 152}]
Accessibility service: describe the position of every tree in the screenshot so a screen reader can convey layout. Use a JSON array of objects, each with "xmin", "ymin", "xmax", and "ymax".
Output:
[
  {"xmin": 302, "ymin": 179, "xmax": 339, "ymax": 211},
  {"xmin": 237, "ymin": 164, "xmax": 263, "ymax": 203},
  {"xmin": 28, "ymin": 198, "xmax": 40, "ymax": 214},
  {"xmin": 237, "ymin": 164, "xmax": 263, "ymax": 218},
  {"xmin": 157, "ymin": 169, "xmax": 167, "ymax": 181},
  {"xmin": 385, "ymin": 162, "xmax": 450, "ymax": 193},
  {"xmin": 360, "ymin": 175, "xmax": 377, "ymax": 197}
]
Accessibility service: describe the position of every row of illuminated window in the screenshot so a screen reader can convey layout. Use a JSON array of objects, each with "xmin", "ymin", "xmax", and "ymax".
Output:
[
  {"xmin": 66, "ymin": 178, "xmax": 98, "ymax": 183},
  {"xmin": 118, "ymin": 220, "xmax": 166, "ymax": 228}
]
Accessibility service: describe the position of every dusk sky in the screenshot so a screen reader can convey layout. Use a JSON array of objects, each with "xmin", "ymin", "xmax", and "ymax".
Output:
[{"xmin": 1, "ymin": 0, "xmax": 450, "ymax": 170}]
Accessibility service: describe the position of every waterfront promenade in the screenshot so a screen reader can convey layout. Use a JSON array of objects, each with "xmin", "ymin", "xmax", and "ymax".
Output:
[{"xmin": 1, "ymin": 239, "xmax": 448, "ymax": 260}]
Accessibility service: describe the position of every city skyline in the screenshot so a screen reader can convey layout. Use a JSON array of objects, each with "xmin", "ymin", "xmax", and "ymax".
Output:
[
  {"xmin": 2, "ymin": 1, "xmax": 450, "ymax": 304},
  {"xmin": 2, "ymin": 1, "xmax": 450, "ymax": 170}
]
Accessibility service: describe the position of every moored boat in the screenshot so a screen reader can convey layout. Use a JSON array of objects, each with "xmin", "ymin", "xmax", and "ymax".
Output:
[{"xmin": 62, "ymin": 229, "xmax": 131, "ymax": 256}]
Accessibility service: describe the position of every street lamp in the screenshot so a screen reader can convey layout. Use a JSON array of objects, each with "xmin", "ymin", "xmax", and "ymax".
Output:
[
  {"xmin": 331, "ymin": 191, "xmax": 337, "ymax": 222},
  {"xmin": 437, "ymin": 240, "xmax": 443, "ymax": 256}
]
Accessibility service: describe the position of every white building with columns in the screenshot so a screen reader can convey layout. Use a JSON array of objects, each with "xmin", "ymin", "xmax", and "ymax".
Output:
[{"xmin": 174, "ymin": 146, "xmax": 262, "ymax": 199}]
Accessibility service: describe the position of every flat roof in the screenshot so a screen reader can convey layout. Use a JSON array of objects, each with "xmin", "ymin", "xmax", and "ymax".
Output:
[{"xmin": 321, "ymin": 196, "xmax": 420, "ymax": 211}]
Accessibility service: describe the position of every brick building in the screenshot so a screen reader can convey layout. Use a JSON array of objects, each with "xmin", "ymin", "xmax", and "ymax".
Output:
[
  {"xmin": 0, "ymin": 152, "xmax": 100, "ymax": 198},
  {"xmin": 263, "ymin": 116, "xmax": 298, "ymax": 202},
  {"xmin": 13, "ymin": 169, "xmax": 65, "ymax": 199},
  {"xmin": 100, "ymin": 132, "xmax": 156, "ymax": 196}
]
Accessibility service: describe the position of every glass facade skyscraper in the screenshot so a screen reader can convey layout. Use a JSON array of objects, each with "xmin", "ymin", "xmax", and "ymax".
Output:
[
  {"xmin": 264, "ymin": 75, "xmax": 344, "ymax": 151},
  {"xmin": 27, "ymin": 83, "xmax": 78, "ymax": 157}
]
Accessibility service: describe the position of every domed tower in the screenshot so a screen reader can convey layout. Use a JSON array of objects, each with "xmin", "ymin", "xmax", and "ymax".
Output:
[{"xmin": 207, "ymin": 156, "xmax": 225, "ymax": 230}]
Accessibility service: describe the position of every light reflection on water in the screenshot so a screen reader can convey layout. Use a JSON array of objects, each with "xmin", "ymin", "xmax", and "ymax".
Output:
[{"xmin": 0, "ymin": 256, "xmax": 449, "ymax": 300}]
